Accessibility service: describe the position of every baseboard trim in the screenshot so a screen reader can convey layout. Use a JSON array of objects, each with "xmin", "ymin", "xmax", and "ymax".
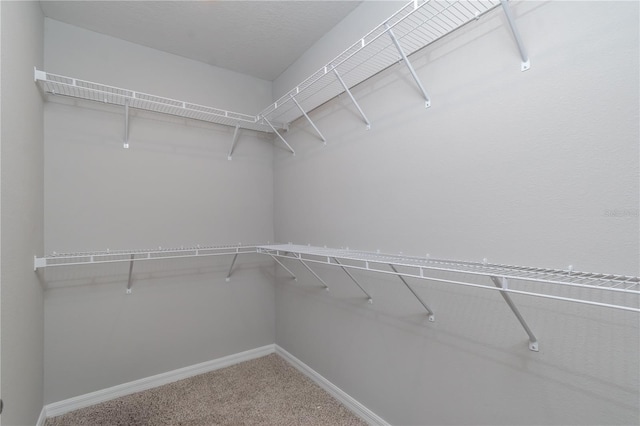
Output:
[
  {"xmin": 275, "ymin": 344, "xmax": 390, "ymax": 426},
  {"xmin": 36, "ymin": 406, "xmax": 47, "ymax": 426},
  {"xmin": 42, "ymin": 344, "xmax": 275, "ymax": 420}
]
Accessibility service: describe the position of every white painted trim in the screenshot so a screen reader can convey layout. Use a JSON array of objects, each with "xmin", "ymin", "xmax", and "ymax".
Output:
[
  {"xmin": 36, "ymin": 407, "xmax": 47, "ymax": 426},
  {"xmin": 42, "ymin": 344, "xmax": 275, "ymax": 420},
  {"xmin": 275, "ymin": 345, "xmax": 390, "ymax": 426}
]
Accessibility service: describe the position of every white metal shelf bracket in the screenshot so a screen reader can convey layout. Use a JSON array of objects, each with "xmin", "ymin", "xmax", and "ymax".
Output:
[
  {"xmin": 227, "ymin": 124, "xmax": 240, "ymax": 160},
  {"xmin": 270, "ymin": 255, "xmax": 297, "ymax": 281},
  {"xmin": 385, "ymin": 23, "xmax": 431, "ymax": 108},
  {"xmin": 126, "ymin": 254, "xmax": 134, "ymax": 294},
  {"xmin": 389, "ymin": 264, "xmax": 435, "ymax": 321},
  {"xmin": 333, "ymin": 69, "xmax": 371, "ymax": 130},
  {"xmin": 290, "ymin": 95, "xmax": 326, "ymax": 144},
  {"xmin": 298, "ymin": 259, "xmax": 330, "ymax": 291},
  {"xmin": 490, "ymin": 276, "xmax": 538, "ymax": 351},
  {"xmin": 123, "ymin": 99, "xmax": 130, "ymax": 149},
  {"xmin": 500, "ymin": 0, "xmax": 530, "ymax": 71},
  {"xmin": 263, "ymin": 116, "xmax": 296, "ymax": 155},
  {"xmin": 225, "ymin": 253, "xmax": 239, "ymax": 281},
  {"xmin": 333, "ymin": 257, "xmax": 373, "ymax": 303}
]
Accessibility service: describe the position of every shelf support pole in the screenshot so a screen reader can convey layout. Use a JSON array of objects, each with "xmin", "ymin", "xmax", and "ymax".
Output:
[
  {"xmin": 333, "ymin": 69, "xmax": 371, "ymax": 130},
  {"xmin": 227, "ymin": 124, "xmax": 240, "ymax": 160},
  {"xmin": 263, "ymin": 116, "xmax": 295, "ymax": 155},
  {"xmin": 126, "ymin": 254, "xmax": 134, "ymax": 294},
  {"xmin": 269, "ymin": 255, "xmax": 297, "ymax": 281},
  {"xmin": 490, "ymin": 276, "xmax": 538, "ymax": 351},
  {"xmin": 500, "ymin": 0, "xmax": 530, "ymax": 71},
  {"xmin": 123, "ymin": 98, "xmax": 130, "ymax": 149},
  {"xmin": 225, "ymin": 253, "xmax": 239, "ymax": 282},
  {"xmin": 385, "ymin": 23, "xmax": 431, "ymax": 108},
  {"xmin": 299, "ymin": 259, "xmax": 330, "ymax": 291},
  {"xmin": 289, "ymin": 95, "xmax": 327, "ymax": 144},
  {"xmin": 389, "ymin": 264, "xmax": 435, "ymax": 321},
  {"xmin": 333, "ymin": 257, "xmax": 373, "ymax": 303}
]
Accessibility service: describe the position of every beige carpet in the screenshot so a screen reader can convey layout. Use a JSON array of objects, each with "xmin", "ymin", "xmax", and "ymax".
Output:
[{"xmin": 45, "ymin": 353, "xmax": 367, "ymax": 426}]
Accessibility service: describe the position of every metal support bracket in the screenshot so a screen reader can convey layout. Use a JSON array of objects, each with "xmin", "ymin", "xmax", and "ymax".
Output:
[
  {"xmin": 500, "ymin": 0, "xmax": 530, "ymax": 71},
  {"xmin": 263, "ymin": 116, "xmax": 296, "ymax": 155},
  {"xmin": 123, "ymin": 99, "xmax": 130, "ymax": 148},
  {"xmin": 126, "ymin": 254, "xmax": 134, "ymax": 294},
  {"xmin": 290, "ymin": 95, "xmax": 326, "ymax": 144},
  {"xmin": 333, "ymin": 69, "xmax": 371, "ymax": 130},
  {"xmin": 269, "ymin": 254, "xmax": 297, "ymax": 281},
  {"xmin": 333, "ymin": 257, "xmax": 373, "ymax": 303},
  {"xmin": 389, "ymin": 264, "xmax": 435, "ymax": 321},
  {"xmin": 490, "ymin": 276, "xmax": 538, "ymax": 351},
  {"xmin": 298, "ymin": 259, "xmax": 330, "ymax": 291},
  {"xmin": 386, "ymin": 23, "xmax": 431, "ymax": 108},
  {"xmin": 227, "ymin": 124, "xmax": 240, "ymax": 160},
  {"xmin": 225, "ymin": 253, "xmax": 239, "ymax": 282}
]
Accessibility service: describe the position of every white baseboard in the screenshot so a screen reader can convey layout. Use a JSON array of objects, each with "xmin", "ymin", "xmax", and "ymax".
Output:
[
  {"xmin": 36, "ymin": 406, "xmax": 47, "ymax": 426},
  {"xmin": 275, "ymin": 344, "xmax": 390, "ymax": 426},
  {"xmin": 42, "ymin": 344, "xmax": 275, "ymax": 420}
]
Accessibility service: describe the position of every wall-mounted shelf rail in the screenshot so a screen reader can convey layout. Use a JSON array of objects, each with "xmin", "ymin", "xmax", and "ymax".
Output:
[
  {"xmin": 259, "ymin": 0, "xmax": 528, "ymax": 145},
  {"xmin": 34, "ymin": 69, "xmax": 277, "ymax": 137},
  {"xmin": 257, "ymin": 244, "xmax": 640, "ymax": 352},
  {"xmin": 34, "ymin": 244, "xmax": 258, "ymax": 294}
]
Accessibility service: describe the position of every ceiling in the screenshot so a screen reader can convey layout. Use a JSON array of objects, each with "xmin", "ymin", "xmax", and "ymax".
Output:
[{"xmin": 39, "ymin": 1, "xmax": 363, "ymax": 82}]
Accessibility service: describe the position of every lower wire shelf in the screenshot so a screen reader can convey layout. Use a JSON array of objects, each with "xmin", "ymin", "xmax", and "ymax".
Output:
[
  {"xmin": 35, "ymin": 242, "xmax": 640, "ymax": 351},
  {"xmin": 257, "ymin": 244, "xmax": 640, "ymax": 352}
]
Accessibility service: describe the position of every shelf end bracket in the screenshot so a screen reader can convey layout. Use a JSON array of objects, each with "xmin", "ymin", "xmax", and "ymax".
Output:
[
  {"xmin": 490, "ymin": 276, "xmax": 538, "ymax": 351},
  {"xmin": 500, "ymin": 0, "xmax": 530, "ymax": 71}
]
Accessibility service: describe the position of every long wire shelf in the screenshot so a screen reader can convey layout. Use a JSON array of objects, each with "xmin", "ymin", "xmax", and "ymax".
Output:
[
  {"xmin": 34, "ymin": 70, "xmax": 274, "ymax": 133},
  {"xmin": 259, "ymin": 0, "xmax": 502, "ymax": 127},
  {"xmin": 257, "ymin": 244, "xmax": 640, "ymax": 313}
]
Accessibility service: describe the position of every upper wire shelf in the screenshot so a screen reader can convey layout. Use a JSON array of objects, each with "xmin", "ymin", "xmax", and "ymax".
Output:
[
  {"xmin": 257, "ymin": 244, "xmax": 640, "ymax": 313},
  {"xmin": 259, "ymin": 0, "xmax": 501, "ymax": 127},
  {"xmin": 34, "ymin": 70, "xmax": 275, "ymax": 133}
]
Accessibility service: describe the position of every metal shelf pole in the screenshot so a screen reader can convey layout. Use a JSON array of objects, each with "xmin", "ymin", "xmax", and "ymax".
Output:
[
  {"xmin": 126, "ymin": 254, "xmax": 134, "ymax": 294},
  {"xmin": 290, "ymin": 95, "xmax": 326, "ymax": 143},
  {"xmin": 490, "ymin": 276, "xmax": 538, "ymax": 351},
  {"xmin": 124, "ymin": 99, "xmax": 130, "ymax": 149},
  {"xmin": 227, "ymin": 124, "xmax": 240, "ymax": 160},
  {"xmin": 333, "ymin": 257, "xmax": 373, "ymax": 303},
  {"xmin": 298, "ymin": 259, "xmax": 330, "ymax": 291},
  {"xmin": 333, "ymin": 69, "xmax": 371, "ymax": 130},
  {"xmin": 500, "ymin": 0, "xmax": 530, "ymax": 71},
  {"xmin": 386, "ymin": 23, "xmax": 431, "ymax": 108},
  {"xmin": 389, "ymin": 264, "xmax": 435, "ymax": 321},
  {"xmin": 226, "ymin": 253, "xmax": 239, "ymax": 282},
  {"xmin": 263, "ymin": 116, "xmax": 296, "ymax": 155},
  {"xmin": 270, "ymin": 255, "xmax": 297, "ymax": 280}
]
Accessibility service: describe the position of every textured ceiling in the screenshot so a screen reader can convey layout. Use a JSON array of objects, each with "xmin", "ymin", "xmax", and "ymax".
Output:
[{"xmin": 40, "ymin": 1, "xmax": 362, "ymax": 81}]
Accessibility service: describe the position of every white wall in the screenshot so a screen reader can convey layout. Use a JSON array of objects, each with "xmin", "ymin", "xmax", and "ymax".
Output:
[
  {"xmin": 0, "ymin": 1, "xmax": 45, "ymax": 425},
  {"xmin": 43, "ymin": 20, "xmax": 276, "ymax": 404},
  {"xmin": 273, "ymin": 1, "xmax": 639, "ymax": 425}
]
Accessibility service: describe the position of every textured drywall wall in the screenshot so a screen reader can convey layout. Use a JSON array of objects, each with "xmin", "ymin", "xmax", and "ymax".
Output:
[
  {"xmin": 273, "ymin": 1, "xmax": 639, "ymax": 425},
  {"xmin": 272, "ymin": 1, "xmax": 399, "ymax": 99},
  {"xmin": 43, "ymin": 20, "xmax": 276, "ymax": 404},
  {"xmin": 0, "ymin": 1, "xmax": 45, "ymax": 425}
]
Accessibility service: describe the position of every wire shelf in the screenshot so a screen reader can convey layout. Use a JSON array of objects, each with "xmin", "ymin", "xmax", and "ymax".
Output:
[
  {"xmin": 35, "ymin": 70, "xmax": 274, "ymax": 133},
  {"xmin": 34, "ymin": 244, "xmax": 259, "ymax": 270},
  {"xmin": 259, "ymin": 0, "xmax": 501, "ymax": 126},
  {"xmin": 257, "ymin": 244, "xmax": 640, "ymax": 313}
]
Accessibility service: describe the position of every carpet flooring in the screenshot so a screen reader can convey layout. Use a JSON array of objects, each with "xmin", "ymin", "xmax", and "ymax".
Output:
[{"xmin": 45, "ymin": 353, "xmax": 368, "ymax": 425}]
